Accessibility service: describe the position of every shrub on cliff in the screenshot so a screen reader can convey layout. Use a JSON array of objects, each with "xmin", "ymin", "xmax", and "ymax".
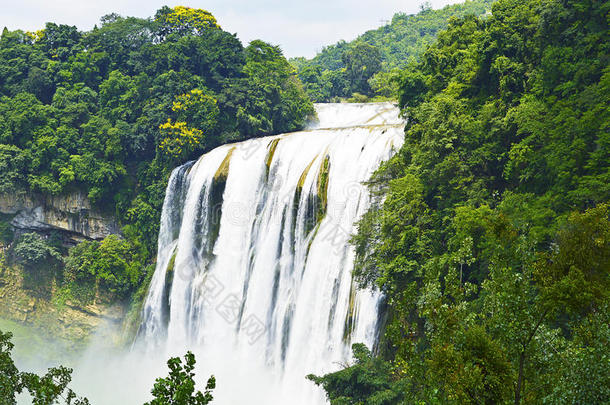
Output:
[
  {"xmin": 0, "ymin": 219, "xmax": 13, "ymax": 245},
  {"xmin": 13, "ymin": 232, "xmax": 63, "ymax": 294},
  {"xmin": 64, "ymin": 234, "xmax": 146, "ymax": 303},
  {"xmin": 13, "ymin": 233, "xmax": 62, "ymax": 270}
]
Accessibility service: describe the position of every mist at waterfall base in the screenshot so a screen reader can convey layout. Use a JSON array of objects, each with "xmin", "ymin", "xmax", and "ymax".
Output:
[{"xmin": 27, "ymin": 103, "xmax": 404, "ymax": 404}]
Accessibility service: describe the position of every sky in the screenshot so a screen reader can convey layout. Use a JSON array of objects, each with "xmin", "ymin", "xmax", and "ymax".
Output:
[{"xmin": 0, "ymin": 0, "xmax": 463, "ymax": 58}]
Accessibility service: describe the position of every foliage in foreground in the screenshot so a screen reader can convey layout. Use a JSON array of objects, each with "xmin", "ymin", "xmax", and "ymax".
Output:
[
  {"xmin": 0, "ymin": 330, "xmax": 215, "ymax": 404},
  {"xmin": 312, "ymin": 0, "xmax": 610, "ymax": 403},
  {"xmin": 146, "ymin": 352, "xmax": 215, "ymax": 405},
  {"xmin": 0, "ymin": 330, "xmax": 89, "ymax": 405}
]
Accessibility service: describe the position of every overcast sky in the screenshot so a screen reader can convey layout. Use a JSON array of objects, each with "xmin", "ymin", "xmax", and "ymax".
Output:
[{"xmin": 0, "ymin": 0, "xmax": 463, "ymax": 58}]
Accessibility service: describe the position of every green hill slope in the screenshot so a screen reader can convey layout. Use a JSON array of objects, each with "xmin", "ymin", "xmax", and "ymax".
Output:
[{"xmin": 291, "ymin": 0, "xmax": 495, "ymax": 101}]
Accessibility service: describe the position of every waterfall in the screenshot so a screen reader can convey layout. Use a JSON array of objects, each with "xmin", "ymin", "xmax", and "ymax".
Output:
[{"xmin": 138, "ymin": 102, "xmax": 404, "ymax": 404}]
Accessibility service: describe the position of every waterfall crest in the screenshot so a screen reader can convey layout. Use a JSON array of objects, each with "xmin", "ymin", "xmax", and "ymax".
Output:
[{"xmin": 138, "ymin": 102, "xmax": 404, "ymax": 404}]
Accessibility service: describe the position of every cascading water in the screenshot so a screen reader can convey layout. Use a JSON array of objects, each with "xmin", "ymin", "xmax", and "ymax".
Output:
[{"xmin": 137, "ymin": 102, "xmax": 404, "ymax": 404}]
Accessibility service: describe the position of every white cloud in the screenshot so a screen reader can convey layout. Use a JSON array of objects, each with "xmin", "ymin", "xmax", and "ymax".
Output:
[{"xmin": 0, "ymin": 0, "xmax": 463, "ymax": 58}]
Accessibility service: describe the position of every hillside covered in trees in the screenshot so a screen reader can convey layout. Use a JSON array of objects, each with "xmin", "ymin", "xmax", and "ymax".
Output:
[
  {"xmin": 310, "ymin": 0, "xmax": 610, "ymax": 403},
  {"xmin": 0, "ymin": 6, "xmax": 313, "ymax": 304},
  {"xmin": 291, "ymin": 0, "xmax": 494, "ymax": 101}
]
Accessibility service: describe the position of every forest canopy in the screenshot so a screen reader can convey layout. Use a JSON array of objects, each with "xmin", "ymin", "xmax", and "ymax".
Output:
[
  {"xmin": 0, "ymin": 5, "xmax": 313, "ymax": 251},
  {"xmin": 291, "ymin": 0, "xmax": 494, "ymax": 101}
]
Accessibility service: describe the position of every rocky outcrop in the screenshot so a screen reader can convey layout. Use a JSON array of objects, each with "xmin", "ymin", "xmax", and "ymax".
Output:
[{"xmin": 0, "ymin": 190, "xmax": 118, "ymax": 241}]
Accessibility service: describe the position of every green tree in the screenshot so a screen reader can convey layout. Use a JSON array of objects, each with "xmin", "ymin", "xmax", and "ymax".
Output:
[
  {"xmin": 64, "ymin": 234, "xmax": 145, "ymax": 302},
  {"xmin": 292, "ymin": 0, "xmax": 494, "ymax": 101},
  {"xmin": 0, "ymin": 5, "xmax": 314, "ymax": 303},
  {"xmin": 0, "ymin": 331, "xmax": 20, "ymax": 404},
  {"xmin": 154, "ymin": 6, "xmax": 220, "ymax": 39},
  {"xmin": 341, "ymin": 42, "xmax": 381, "ymax": 96},
  {"xmin": 146, "ymin": 351, "xmax": 215, "ymax": 405},
  {"xmin": 0, "ymin": 144, "xmax": 27, "ymax": 192},
  {"xmin": 158, "ymin": 89, "xmax": 219, "ymax": 160},
  {"xmin": 0, "ymin": 331, "xmax": 89, "ymax": 405},
  {"xmin": 236, "ymin": 40, "xmax": 314, "ymax": 136},
  {"xmin": 307, "ymin": 344, "xmax": 404, "ymax": 404},
  {"xmin": 367, "ymin": 69, "xmax": 401, "ymax": 100}
]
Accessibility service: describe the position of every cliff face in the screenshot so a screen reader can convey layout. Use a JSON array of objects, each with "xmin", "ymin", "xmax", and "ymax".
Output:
[
  {"xmin": 0, "ymin": 191, "xmax": 126, "ymax": 347},
  {"xmin": 0, "ymin": 190, "xmax": 119, "ymax": 242},
  {"xmin": 0, "ymin": 262, "xmax": 127, "ymax": 347}
]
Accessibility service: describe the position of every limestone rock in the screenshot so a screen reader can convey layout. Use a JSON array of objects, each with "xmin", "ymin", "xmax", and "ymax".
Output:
[{"xmin": 0, "ymin": 190, "xmax": 118, "ymax": 241}]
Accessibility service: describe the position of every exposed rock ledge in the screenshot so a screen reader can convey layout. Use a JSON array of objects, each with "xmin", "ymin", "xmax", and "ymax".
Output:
[{"xmin": 0, "ymin": 190, "xmax": 118, "ymax": 241}]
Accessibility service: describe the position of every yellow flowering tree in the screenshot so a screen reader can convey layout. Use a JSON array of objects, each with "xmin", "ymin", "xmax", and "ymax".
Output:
[
  {"xmin": 159, "ymin": 89, "xmax": 219, "ymax": 159},
  {"xmin": 25, "ymin": 30, "xmax": 45, "ymax": 44},
  {"xmin": 159, "ymin": 120, "xmax": 204, "ymax": 159},
  {"xmin": 155, "ymin": 6, "xmax": 220, "ymax": 38}
]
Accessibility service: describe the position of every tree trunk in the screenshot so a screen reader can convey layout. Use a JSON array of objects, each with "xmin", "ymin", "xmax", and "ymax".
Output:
[{"xmin": 515, "ymin": 351, "xmax": 525, "ymax": 405}]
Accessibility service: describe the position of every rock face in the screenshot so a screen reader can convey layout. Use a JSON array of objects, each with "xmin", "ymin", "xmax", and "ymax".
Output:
[
  {"xmin": 0, "ymin": 190, "xmax": 118, "ymax": 241},
  {"xmin": 0, "ymin": 191, "xmax": 127, "ymax": 348}
]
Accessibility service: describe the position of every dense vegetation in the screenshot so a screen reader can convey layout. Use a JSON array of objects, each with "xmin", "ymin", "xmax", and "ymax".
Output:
[
  {"xmin": 0, "ymin": 6, "xmax": 313, "ymax": 302},
  {"xmin": 291, "ymin": 0, "xmax": 494, "ymax": 101},
  {"xmin": 311, "ymin": 0, "xmax": 610, "ymax": 403}
]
